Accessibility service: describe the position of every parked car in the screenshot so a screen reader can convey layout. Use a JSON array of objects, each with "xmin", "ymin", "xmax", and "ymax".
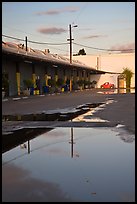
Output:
[{"xmin": 100, "ymin": 82, "xmax": 115, "ymax": 89}]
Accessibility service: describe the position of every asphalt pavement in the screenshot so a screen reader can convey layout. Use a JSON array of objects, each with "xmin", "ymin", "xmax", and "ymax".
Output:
[{"xmin": 2, "ymin": 89, "xmax": 135, "ymax": 133}]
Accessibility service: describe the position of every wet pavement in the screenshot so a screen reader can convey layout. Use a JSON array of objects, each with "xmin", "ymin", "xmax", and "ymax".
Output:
[
  {"xmin": 2, "ymin": 127, "xmax": 135, "ymax": 202},
  {"xmin": 2, "ymin": 89, "xmax": 135, "ymax": 202}
]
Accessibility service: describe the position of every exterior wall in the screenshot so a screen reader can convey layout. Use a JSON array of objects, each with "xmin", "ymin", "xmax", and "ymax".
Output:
[
  {"xmin": 2, "ymin": 60, "xmax": 17, "ymax": 96},
  {"xmin": 90, "ymin": 73, "xmax": 120, "ymax": 88},
  {"xmin": 2, "ymin": 57, "xmax": 85, "ymax": 96},
  {"xmin": 35, "ymin": 64, "xmax": 46, "ymax": 89},
  {"xmin": 72, "ymin": 53, "xmax": 135, "ymax": 88},
  {"xmin": 20, "ymin": 62, "xmax": 33, "ymax": 90},
  {"xmin": 3, "ymin": 51, "xmax": 134, "ymax": 96}
]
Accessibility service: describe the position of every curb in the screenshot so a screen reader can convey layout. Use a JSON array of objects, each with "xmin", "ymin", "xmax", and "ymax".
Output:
[{"xmin": 2, "ymin": 89, "xmax": 91, "ymax": 102}]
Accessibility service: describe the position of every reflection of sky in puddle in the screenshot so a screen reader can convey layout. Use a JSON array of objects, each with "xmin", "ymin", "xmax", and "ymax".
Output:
[
  {"xmin": 72, "ymin": 99, "xmax": 115, "ymax": 122},
  {"xmin": 72, "ymin": 110, "xmax": 109, "ymax": 122},
  {"xmin": 2, "ymin": 127, "xmax": 135, "ymax": 202}
]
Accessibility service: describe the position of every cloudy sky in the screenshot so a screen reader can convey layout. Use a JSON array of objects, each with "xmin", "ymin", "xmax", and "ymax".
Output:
[{"xmin": 2, "ymin": 2, "xmax": 135, "ymax": 55}]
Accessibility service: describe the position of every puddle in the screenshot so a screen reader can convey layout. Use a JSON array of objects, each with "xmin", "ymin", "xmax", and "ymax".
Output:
[
  {"xmin": 72, "ymin": 111, "xmax": 109, "ymax": 122},
  {"xmin": 2, "ymin": 127, "xmax": 135, "ymax": 202},
  {"xmin": 97, "ymin": 88, "xmax": 135, "ymax": 94},
  {"xmin": 2, "ymin": 101, "xmax": 113, "ymax": 125},
  {"xmin": 2, "ymin": 128, "xmax": 53, "ymax": 154},
  {"xmin": 72, "ymin": 99, "xmax": 115, "ymax": 123},
  {"xmin": 2, "ymin": 102, "xmax": 105, "ymax": 122}
]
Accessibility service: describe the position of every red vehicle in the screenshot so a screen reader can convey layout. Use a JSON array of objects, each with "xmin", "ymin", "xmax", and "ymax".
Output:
[{"xmin": 100, "ymin": 82, "xmax": 115, "ymax": 89}]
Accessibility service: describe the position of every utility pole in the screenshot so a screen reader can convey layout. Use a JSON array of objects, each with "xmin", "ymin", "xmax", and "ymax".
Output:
[
  {"xmin": 25, "ymin": 36, "xmax": 27, "ymax": 52},
  {"xmin": 67, "ymin": 24, "xmax": 74, "ymax": 64},
  {"xmin": 67, "ymin": 24, "xmax": 78, "ymax": 63},
  {"xmin": 67, "ymin": 24, "xmax": 78, "ymax": 91},
  {"xmin": 69, "ymin": 24, "xmax": 73, "ymax": 64}
]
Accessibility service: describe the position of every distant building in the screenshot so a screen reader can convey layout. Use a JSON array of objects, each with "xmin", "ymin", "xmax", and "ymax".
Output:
[{"xmin": 70, "ymin": 52, "xmax": 135, "ymax": 88}]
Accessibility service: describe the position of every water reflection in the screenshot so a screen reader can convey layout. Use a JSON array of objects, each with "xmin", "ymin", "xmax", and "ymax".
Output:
[
  {"xmin": 2, "ymin": 163, "xmax": 75, "ymax": 202},
  {"xmin": 98, "ymin": 88, "xmax": 135, "ymax": 94},
  {"xmin": 69, "ymin": 128, "xmax": 76, "ymax": 158},
  {"xmin": 2, "ymin": 128, "xmax": 52, "ymax": 153},
  {"xmin": 2, "ymin": 127, "xmax": 135, "ymax": 202},
  {"xmin": 20, "ymin": 140, "xmax": 31, "ymax": 154}
]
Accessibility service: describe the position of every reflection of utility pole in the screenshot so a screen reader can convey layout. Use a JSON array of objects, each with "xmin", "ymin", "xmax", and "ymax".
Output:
[
  {"xmin": 20, "ymin": 140, "xmax": 30, "ymax": 154},
  {"xmin": 69, "ymin": 127, "xmax": 75, "ymax": 158},
  {"xmin": 28, "ymin": 140, "xmax": 30, "ymax": 154}
]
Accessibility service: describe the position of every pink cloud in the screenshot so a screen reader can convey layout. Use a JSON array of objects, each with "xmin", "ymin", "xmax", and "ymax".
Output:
[
  {"xmin": 36, "ymin": 10, "xmax": 61, "ymax": 15},
  {"xmin": 83, "ymin": 35, "xmax": 107, "ymax": 39},
  {"xmin": 110, "ymin": 43, "xmax": 135, "ymax": 53},
  {"xmin": 63, "ymin": 6, "xmax": 79, "ymax": 12},
  {"xmin": 35, "ymin": 6, "xmax": 79, "ymax": 15},
  {"xmin": 37, "ymin": 27, "xmax": 66, "ymax": 35}
]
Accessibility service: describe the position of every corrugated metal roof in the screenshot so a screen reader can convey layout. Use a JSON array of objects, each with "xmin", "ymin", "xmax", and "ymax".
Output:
[{"xmin": 2, "ymin": 41, "xmax": 106, "ymax": 74}]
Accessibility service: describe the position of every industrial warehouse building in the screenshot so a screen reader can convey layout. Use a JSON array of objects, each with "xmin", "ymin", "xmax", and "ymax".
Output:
[
  {"xmin": 3, "ymin": 41, "xmax": 134, "ymax": 97},
  {"xmin": 2, "ymin": 42, "xmax": 106, "ymax": 97}
]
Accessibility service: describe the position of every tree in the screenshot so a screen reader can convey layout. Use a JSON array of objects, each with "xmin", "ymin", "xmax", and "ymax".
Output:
[
  {"xmin": 122, "ymin": 67, "xmax": 133, "ymax": 89},
  {"xmin": 78, "ymin": 48, "xmax": 86, "ymax": 55}
]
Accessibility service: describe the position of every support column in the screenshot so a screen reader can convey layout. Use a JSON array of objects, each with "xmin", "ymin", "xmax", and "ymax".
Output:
[
  {"xmin": 70, "ymin": 70, "xmax": 73, "ymax": 91},
  {"xmin": 32, "ymin": 73, "xmax": 36, "ymax": 88},
  {"xmin": 70, "ymin": 78, "xmax": 72, "ymax": 91},
  {"xmin": 16, "ymin": 62, "xmax": 20, "ymax": 96},
  {"xmin": 64, "ymin": 75, "xmax": 67, "ymax": 83},
  {"xmin": 45, "ymin": 67, "xmax": 48, "ymax": 86},
  {"xmin": 45, "ymin": 74, "xmax": 48, "ymax": 86},
  {"xmin": 64, "ymin": 69, "xmax": 67, "ymax": 83},
  {"xmin": 55, "ymin": 74, "xmax": 58, "ymax": 82},
  {"xmin": 32, "ymin": 64, "xmax": 36, "ymax": 89},
  {"xmin": 16, "ymin": 72, "xmax": 20, "ymax": 96},
  {"xmin": 77, "ymin": 70, "xmax": 79, "ymax": 81}
]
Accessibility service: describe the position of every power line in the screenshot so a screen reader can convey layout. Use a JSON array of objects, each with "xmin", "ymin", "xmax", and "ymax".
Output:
[
  {"xmin": 2, "ymin": 34, "xmax": 25, "ymax": 42},
  {"xmin": 2, "ymin": 34, "xmax": 135, "ymax": 53},
  {"xmin": 48, "ymin": 46, "xmax": 69, "ymax": 53},
  {"xmin": 2, "ymin": 34, "xmax": 69, "ymax": 54},
  {"xmin": 73, "ymin": 42, "xmax": 135, "ymax": 52},
  {"xmin": 28, "ymin": 39, "xmax": 68, "ymax": 45},
  {"xmin": 2, "ymin": 34, "xmax": 69, "ymax": 46}
]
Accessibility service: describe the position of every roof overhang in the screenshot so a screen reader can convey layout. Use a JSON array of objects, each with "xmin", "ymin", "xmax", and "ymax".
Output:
[{"xmin": 2, "ymin": 46, "xmax": 106, "ymax": 74}]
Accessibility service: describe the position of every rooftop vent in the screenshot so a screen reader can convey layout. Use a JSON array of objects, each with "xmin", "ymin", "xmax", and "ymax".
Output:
[{"xmin": 45, "ymin": 49, "xmax": 50, "ymax": 54}]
